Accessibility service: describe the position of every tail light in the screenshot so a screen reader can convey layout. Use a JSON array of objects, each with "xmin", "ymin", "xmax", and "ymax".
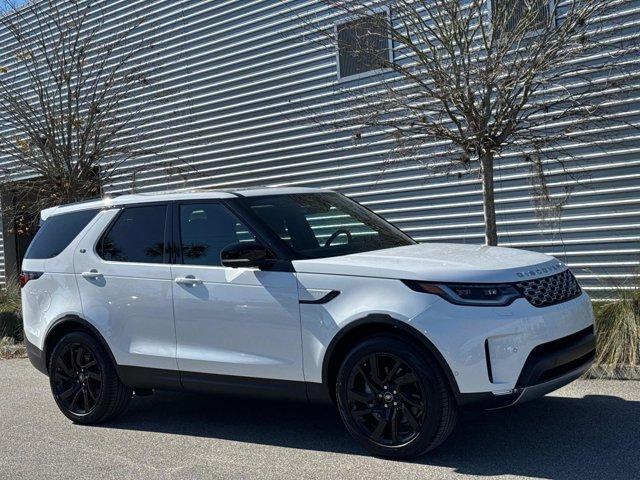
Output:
[{"xmin": 18, "ymin": 271, "xmax": 43, "ymax": 288}]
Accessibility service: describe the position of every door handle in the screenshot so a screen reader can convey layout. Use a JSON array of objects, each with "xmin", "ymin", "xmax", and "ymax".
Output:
[
  {"xmin": 175, "ymin": 276, "xmax": 203, "ymax": 286},
  {"xmin": 81, "ymin": 269, "xmax": 103, "ymax": 279}
]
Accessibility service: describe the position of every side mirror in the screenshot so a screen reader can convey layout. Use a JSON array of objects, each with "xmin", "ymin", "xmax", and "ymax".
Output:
[{"xmin": 220, "ymin": 242, "xmax": 271, "ymax": 269}]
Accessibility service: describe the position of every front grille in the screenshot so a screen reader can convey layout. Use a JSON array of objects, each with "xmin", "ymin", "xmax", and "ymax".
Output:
[{"xmin": 516, "ymin": 270, "xmax": 582, "ymax": 308}]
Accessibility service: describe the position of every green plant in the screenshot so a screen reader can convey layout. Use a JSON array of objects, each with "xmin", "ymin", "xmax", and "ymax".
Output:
[
  {"xmin": 593, "ymin": 279, "xmax": 640, "ymax": 369},
  {"xmin": 0, "ymin": 279, "xmax": 22, "ymax": 341}
]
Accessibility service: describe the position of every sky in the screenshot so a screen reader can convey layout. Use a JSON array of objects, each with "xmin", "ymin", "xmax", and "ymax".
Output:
[{"xmin": 0, "ymin": 0, "xmax": 28, "ymax": 13}]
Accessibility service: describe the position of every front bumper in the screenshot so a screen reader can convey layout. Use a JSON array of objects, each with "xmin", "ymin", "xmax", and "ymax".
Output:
[
  {"xmin": 457, "ymin": 325, "xmax": 595, "ymax": 409},
  {"xmin": 409, "ymin": 291, "xmax": 596, "ymax": 401}
]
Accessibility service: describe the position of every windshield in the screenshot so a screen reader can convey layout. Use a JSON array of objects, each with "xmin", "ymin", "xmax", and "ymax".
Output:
[{"xmin": 236, "ymin": 193, "xmax": 415, "ymax": 259}]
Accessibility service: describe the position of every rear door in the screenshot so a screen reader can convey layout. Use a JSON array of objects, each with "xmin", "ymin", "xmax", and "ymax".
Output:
[
  {"xmin": 170, "ymin": 201, "xmax": 303, "ymax": 382},
  {"xmin": 74, "ymin": 204, "xmax": 178, "ymax": 375}
]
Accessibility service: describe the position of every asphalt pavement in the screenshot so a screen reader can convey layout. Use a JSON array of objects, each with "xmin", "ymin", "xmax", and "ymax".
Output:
[{"xmin": 1, "ymin": 358, "xmax": 638, "ymax": 480}]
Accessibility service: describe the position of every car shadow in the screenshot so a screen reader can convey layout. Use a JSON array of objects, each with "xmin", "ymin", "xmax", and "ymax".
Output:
[{"xmin": 103, "ymin": 389, "xmax": 640, "ymax": 479}]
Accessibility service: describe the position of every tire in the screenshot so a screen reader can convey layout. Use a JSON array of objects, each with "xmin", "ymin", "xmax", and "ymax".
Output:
[
  {"xmin": 335, "ymin": 335, "xmax": 457, "ymax": 459},
  {"xmin": 48, "ymin": 331, "xmax": 132, "ymax": 424}
]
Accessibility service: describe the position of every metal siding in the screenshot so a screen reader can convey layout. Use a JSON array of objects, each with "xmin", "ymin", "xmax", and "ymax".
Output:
[{"xmin": 0, "ymin": 0, "xmax": 638, "ymax": 298}]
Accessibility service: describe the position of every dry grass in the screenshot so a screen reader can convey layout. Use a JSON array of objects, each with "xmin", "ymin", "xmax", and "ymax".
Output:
[
  {"xmin": 0, "ymin": 336, "xmax": 26, "ymax": 359},
  {"xmin": 0, "ymin": 280, "xmax": 26, "ymax": 359},
  {"xmin": 592, "ymin": 278, "xmax": 640, "ymax": 374},
  {"xmin": 0, "ymin": 279, "xmax": 22, "ymax": 341}
]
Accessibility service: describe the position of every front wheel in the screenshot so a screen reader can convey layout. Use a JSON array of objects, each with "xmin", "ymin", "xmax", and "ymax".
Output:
[
  {"xmin": 336, "ymin": 336, "xmax": 457, "ymax": 458},
  {"xmin": 48, "ymin": 331, "xmax": 132, "ymax": 424}
]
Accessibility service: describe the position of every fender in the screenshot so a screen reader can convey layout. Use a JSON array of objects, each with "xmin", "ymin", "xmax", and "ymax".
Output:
[
  {"xmin": 43, "ymin": 315, "xmax": 179, "ymax": 390},
  {"xmin": 321, "ymin": 314, "xmax": 460, "ymax": 396},
  {"xmin": 42, "ymin": 315, "xmax": 118, "ymax": 373}
]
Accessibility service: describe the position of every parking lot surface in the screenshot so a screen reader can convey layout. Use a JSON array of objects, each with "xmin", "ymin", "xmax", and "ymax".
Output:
[{"xmin": 1, "ymin": 358, "xmax": 638, "ymax": 480}]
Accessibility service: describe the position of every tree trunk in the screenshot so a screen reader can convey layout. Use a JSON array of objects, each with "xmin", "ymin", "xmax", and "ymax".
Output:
[{"xmin": 480, "ymin": 153, "xmax": 498, "ymax": 246}]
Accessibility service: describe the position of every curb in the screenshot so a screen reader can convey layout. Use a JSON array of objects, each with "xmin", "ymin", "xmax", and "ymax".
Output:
[{"xmin": 585, "ymin": 365, "xmax": 640, "ymax": 381}]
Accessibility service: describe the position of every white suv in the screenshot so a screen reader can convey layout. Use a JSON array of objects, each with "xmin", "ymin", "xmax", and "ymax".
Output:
[{"xmin": 21, "ymin": 188, "xmax": 595, "ymax": 458}]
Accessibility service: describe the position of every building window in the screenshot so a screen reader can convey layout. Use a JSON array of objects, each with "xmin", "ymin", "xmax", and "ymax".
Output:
[
  {"xmin": 492, "ymin": 0, "xmax": 553, "ymax": 33},
  {"xmin": 336, "ymin": 10, "xmax": 392, "ymax": 80}
]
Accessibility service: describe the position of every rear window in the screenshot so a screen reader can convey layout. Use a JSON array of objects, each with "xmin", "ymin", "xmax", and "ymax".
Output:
[{"xmin": 25, "ymin": 209, "xmax": 99, "ymax": 260}]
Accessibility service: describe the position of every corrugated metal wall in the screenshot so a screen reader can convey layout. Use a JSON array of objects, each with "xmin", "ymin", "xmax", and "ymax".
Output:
[{"xmin": 0, "ymin": 0, "xmax": 639, "ymax": 298}]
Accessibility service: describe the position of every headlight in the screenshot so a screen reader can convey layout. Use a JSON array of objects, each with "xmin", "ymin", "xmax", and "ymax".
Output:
[{"xmin": 403, "ymin": 280, "xmax": 522, "ymax": 306}]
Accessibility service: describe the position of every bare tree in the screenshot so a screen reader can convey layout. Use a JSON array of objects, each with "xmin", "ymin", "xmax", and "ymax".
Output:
[
  {"xmin": 0, "ymin": 0, "xmax": 154, "ymax": 233},
  {"xmin": 296, "ymin": 0, "xmax": 639, "ymax": 245}
]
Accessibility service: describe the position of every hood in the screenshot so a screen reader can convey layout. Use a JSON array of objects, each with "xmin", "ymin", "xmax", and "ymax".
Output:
[{"xmin": 292, "ymin": 243, "xmax": 565, "ymax": 283}]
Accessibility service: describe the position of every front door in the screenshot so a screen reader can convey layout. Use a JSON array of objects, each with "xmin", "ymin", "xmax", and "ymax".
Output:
[{"xmin": 171, "ymin": 201, "xmax": 303, "ymax": 382}]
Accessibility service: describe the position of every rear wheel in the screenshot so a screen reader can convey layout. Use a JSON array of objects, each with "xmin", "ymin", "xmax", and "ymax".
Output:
[
  {"xmin": 336, "ymin": 336, "xmax": 457, "ymax": 458},
  {"xmin": 48, "ymin": 331, "xmax": 132, "ymax": 424}
]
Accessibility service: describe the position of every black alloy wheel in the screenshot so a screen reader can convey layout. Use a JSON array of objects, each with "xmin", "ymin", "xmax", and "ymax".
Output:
[
  {"xmin": 52, "ymin": 342, "xmax": 103, "ymax": 416},
  {"xmin": 336, "ymin": 335, "xmax": 457, "ymax": 458},
  {"xmin": 49, "ymin": 331, "xmax": 132, "ymax": 424},
  {"xmin": 346, "ymin": 352, "xmax": 426, "ymax": 446}
]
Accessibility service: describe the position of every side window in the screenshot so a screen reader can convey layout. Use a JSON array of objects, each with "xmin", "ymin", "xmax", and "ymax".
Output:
[
  {"xmin": 99, "ymin": 205, "xmax": 167, "ymax": 263},
  {"xmin": 25, "ymin": 209, "xmax": 99, "ymax": 260},
  {"xmin": 179, "ymin": 203, "xmax": 256, "ymax": 266}
]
